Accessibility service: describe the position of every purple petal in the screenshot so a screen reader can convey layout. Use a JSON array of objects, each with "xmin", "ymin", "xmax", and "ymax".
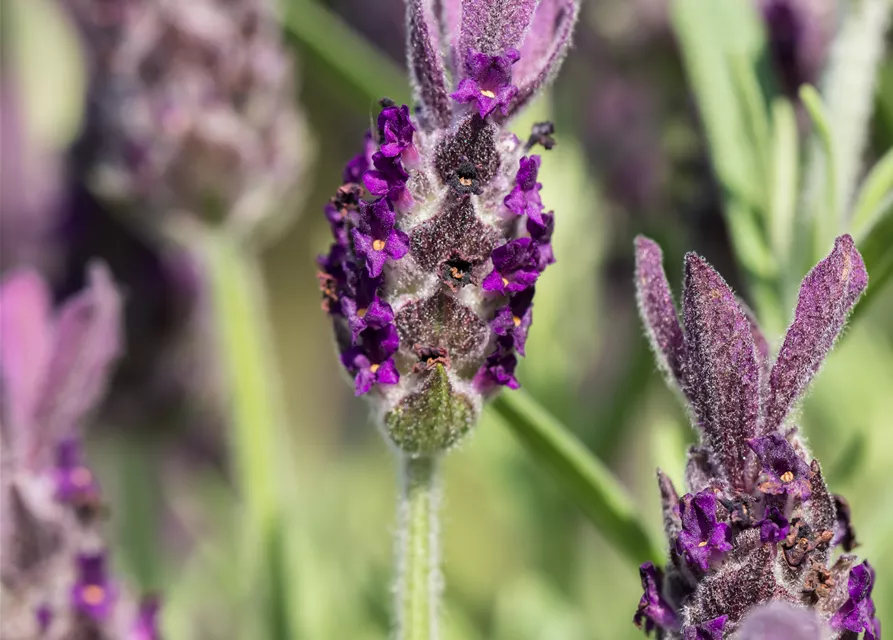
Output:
[
  {"xmin": 375, "ymin": 358, "xmax": 400, "ymax": 386},
  {"xmin": 481, "ymin": 270, "xmax": 506, "ymax": 293},
  {"xmin": 766, "ymin": 235, "xmax": 867, "ymax": 432},
  {"xmin": 458, "ymin": 0, "xmax": 539, "ymax": 57},
  {"xmin": 406, "ymin": 0, "xmax": 452, "ymax": 130},
  {"xmin": 0, "ymin": 269, "xmax": 53, "ymax": 462},
  {"xmin": 363, "ymin": 171, "xmax": 391, "ymax": 197},
  {"xmin": 32, "ymin": 262, "xmax": 123, "ymax": 466},
  {"xmin": 633, "ymin": 562, "xmax": 679, "ymax": 634},
  {"xmin": 831, "ymin": 561, "xmax": 880, "ymax": 638},
  {"xmin": 747, "ymin": 434, "xmax": 812, "ymax": 501},
  {"xmin": 634, "ymin": 236, "xmax": 686, "ymax": 392},
  {"xmin": 496, "ymin": 0, "xmax": 579, "ymax": 122},
  {"xmin": 682, "ymin": 253, "xmax": 761, "ymax": 490},
  {"xmin": 385, "ymin": 228, "xmax": 411, "ymax": 261},
  {"xmin": 682, "ymin": 616, "xmax": 727, "ymax": 640},
  {"xmin": 739, "ymin": 602, "xmax": 830, "ymax": 640}
]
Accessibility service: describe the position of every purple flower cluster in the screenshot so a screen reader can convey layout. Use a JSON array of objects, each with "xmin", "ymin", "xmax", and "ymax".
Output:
[
  {"xmin": 632, "ymin": 235, "xmax": 880, "ymax": 638},
  {"xmin": 317, "ymin": 0, "xmax": 578, "ymax": 453},
  {"xmin": 0, "ymin": 265, "xmax": 161, "ymax": 638}
]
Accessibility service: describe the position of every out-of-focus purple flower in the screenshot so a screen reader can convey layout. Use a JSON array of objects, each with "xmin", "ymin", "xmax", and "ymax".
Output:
[
  {"xmin": 482, "ymin": 238, "xmax": 541, "ymax": 294},
  {"xmin": 632, "ymin": 235, "xmax": 874, "ymax": 636},
  {"xmin": 130, "ymin": 596, "xmax": 162, "ymax": 640},
  {"xmin": 344, "ymin": 132, "xmax": 377, "ymax": 183},
  {"xmin": 682, "ymin": 616, "xmax": 727, "ymax": 640},
  {"xmin": 831, "ymin": 561, "xmax": 881, "ymax": 639},
  {"xmin": 633, "ymin": 562, "xmax": 679, "ymax": 635},
  {"xmin": 676, "ymin": 491, "xmax": 732, "ymax": 572},
  {"xmin": 72, "ymin": 552, "xmax": 117, "ymax": 620},
  {"xmin": 35, "ymin": 603, "xmax": 53, "ymax": 633},
  {"xmin": 319, "ymin": 0, "xmax": 579, "ymax": 453},
  {"xmin": 757, "ymin": 505, "xmax": 790, "ymax": 544},
  {"xmin": 451, "ymin": 49, "xmax": 520, "ymax": 118},
  {"xmin": 748, "ymin": 434, "xmax": 812, "ymax": 501},
  {"xmin": 53, "ymin": 438, "xmax": 101, "ymax": 506}
]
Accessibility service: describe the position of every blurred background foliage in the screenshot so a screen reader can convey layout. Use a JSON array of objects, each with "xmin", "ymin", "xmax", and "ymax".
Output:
[{"xmin": 2, "ymin": 0, "xmax": 892, "ymax": 638}]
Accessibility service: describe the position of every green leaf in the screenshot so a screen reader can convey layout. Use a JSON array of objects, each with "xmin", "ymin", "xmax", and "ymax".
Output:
[
  {"xmin": 490, "ymin": 391, "xmax": 664, "ymax": 567},
  {"xmin": 850, "ymin": 148, "xmax": 893, "ymax": 240},
  {"xmin": 283, "ymin": 0, "xmax": 409, "ymax": 105}
]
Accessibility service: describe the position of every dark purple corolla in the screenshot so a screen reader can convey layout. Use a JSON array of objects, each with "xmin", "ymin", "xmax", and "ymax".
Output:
[
  {"xmin": 632, "ymin": 235, "xmax": 878, "ymax": 638},
  {"xmin": 317, "ymin": 0, "xmax": 578, "ymax": 454}
]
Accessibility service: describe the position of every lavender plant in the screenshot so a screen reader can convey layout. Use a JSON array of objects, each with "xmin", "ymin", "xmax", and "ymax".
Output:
[
  {"xmin": 0, "ymin": 263, "xmax": 160, "ymax": 639},
  {"xmin": 632, "ymin": 234, "xmax": 879, "ymax": 639},
  {"xmin": 317, "ymin": 0, "xmax": 578, "ymax": 635}
]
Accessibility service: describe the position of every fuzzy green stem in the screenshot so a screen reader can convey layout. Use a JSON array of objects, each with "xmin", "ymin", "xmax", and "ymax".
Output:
[{"xmin": 396, "ymin": 455, "xmax": 441, "ymax": 640}]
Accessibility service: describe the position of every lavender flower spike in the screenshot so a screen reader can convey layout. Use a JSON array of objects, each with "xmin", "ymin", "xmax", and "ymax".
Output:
[
  {"xmin": 632, "ymin": 235, "xmax": 875, "ymax": 638},
  {"xmin": 0, "ymin": 265, "xmax": 163, "ymax": 638},
  {"xmin": 318, "ymin": 0, "xmax": 579, "ymax": 455}
]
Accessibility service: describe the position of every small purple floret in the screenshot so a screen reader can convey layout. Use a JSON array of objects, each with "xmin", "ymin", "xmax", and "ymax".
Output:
[
  {"xmin": 482, "ymin": 238, "xmax": 540, "ymax": 294},
  {"xmin": 341, "ymin": 325, "xmax": 401, "ymax": 395},
  {"xmin": 352, "ymin": 198, "xmax": 410, "ymax": 278},
  {"xmin": 490, "ymin": 287, "xmax": 534, "ymax": 356},
  {"xmin": 377, "ymin": 104, "xmax": 416, "ymax": 158},
  {"xmin": 527, "ymin": 212, "xmax": 555, "ymax": 270},
  {"xmin": 504, "ymin": 155, "xmax": 544, "ymax": 223},
  {"xmin": 451, "ymin": 48, "xmax": 520, "ymax": 118},
  {"xmin": 747, "ymin": 434, "xmax": 812, "ymax": 501},
  {"xmin": 71, "ymin": 552, "xmax": 117, "ymax": 621},
  {"xmin": 53, "ymin": 437, "xmax": 101, "ymax": 505},
  {"xmin": 343, "ymin": 131, "xmax": 375, "ymax": 183},
  {"xmin": 363, "ymin": 152, "xmax": 412, "ymax": 209},
  {"xmin": 474, "ymin": 338, "xmax": 520, "ymax": 391},
  {"xmin": 757, "ymin": 504, "xmax": 790, "ymax": 544},
  {"xmin": 676, "ymin": 491, "xmax": 732, "ymax": 572},
  {"xmin": 682, "ymin": 616, "xmax": 727, "ymax": 640},
  {"xmin": 831, "ymin": 561, "xmax": 881, "ymax": 640},
  {"xmin": 633, "ymin": 562, "xmax": 679, "ymax": 635}
]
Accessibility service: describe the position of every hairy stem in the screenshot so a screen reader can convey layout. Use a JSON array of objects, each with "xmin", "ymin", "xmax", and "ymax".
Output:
[{"xmin": 396, "ymin": 455, "xmax": 441, "ymax": 640}]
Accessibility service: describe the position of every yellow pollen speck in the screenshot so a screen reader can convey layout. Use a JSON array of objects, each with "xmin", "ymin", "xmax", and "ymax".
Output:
[
  {"xmin": 781, "ymin": 471, "xmax": 794, "ymax": 483},
  {"xmin": 698, "ymin": 541, "xmax": 708, "ymax": 547},
  {"xmin": 501, "ymin": 277, "xmax": 509, "ymax": 286},
  {"xmin": 370, "ymin": 364, "xmax": 380, "ymax": 373},
  {"xmin": 82, "ymin": 585, "xmax": 105, "ymax": 605},
  {"xmin": 459, "ymin": 176, "xmax": 473, "ymax": 187},
  {"xmin": 372, "ymin": 239, "xmax": 386, "ymax": 251},
  {"xmin": 480, "ymin": 89, "xmax": 496, "ymax": 98},
  {"xmin": 512, "ymin": 316, "xmax": 522, "ymax": 327},
  {"xmin": 72, "ymin": 467, "xmax": 93, "ymax": 487},
  {"xmin": 357, "ymin": 308, "xmax": 368, "ymax": 318}
]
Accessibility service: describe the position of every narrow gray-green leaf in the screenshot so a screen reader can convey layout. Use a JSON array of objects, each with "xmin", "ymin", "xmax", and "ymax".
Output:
[{"xmin": 490, "ymin": 391, "xmax": 664, "ymax": 567}]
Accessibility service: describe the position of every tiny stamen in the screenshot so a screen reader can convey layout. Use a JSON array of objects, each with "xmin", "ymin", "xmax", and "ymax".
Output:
[
  {"xmin": 512, "ymin": 316, "xmax": 522, "ymax": 327},
  {"xmin": 357, "ymin": 308, "xmax": 368, "ymax": 318},
  {"xmin": 372, "ymin": 239, "xmax": 386, "ymax": 251},
  {"xmin": 698, "ymin": 541, "xmax": 708, "ymax": 548},
  {"xmin": 370, "ymin": 364, "xmax": 380, "ymax": 373},
  {"xmin": 480, "ymin": 89, "xmax": 496, "ymax": 98},
  {"xmin": 780, "ymin": 471, "xmax": 794, "ymax": 483},
  {"xmin": 82, "ymin": 585, "xmax": 106, "ymax": 606}
]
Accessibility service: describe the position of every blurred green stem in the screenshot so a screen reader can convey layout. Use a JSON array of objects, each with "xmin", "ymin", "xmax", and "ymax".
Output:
[
  {"xmin": 199, "ymin": 227, "xmax": 291, "ymax": 638},
  {"xmin": 397, "ymin": 455, "xmax": 441, "ymax": 640}
]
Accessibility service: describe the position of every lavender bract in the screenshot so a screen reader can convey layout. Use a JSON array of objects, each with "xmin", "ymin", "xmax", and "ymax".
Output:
[
  {"xmin": 632, "ymin": 235, "xmax": 878, "ymax": 639},
  {"xmin": 318, "ymin": 0, "xmax": 578, "ymax": 454},
  {"xmin": 0, "ymin": 265, "xmax": 160, "ymax": 639}
]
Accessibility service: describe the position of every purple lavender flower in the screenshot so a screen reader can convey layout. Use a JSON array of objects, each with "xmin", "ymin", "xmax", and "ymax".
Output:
[
  {"xmin": 831, "ymin": 562, "xmax": 881, "ymax": 639},
  {"xmin": 72, "ymin": 552, "xmax": 118, "ymax": 620},
  {"xmin": 631, "ymin": 235, "xmax": 876, "ymax": 637},
  {"xmin": 131, "ymin": 596, "xmax": 163, "ymax": 640},
  {"xmin": 675, "ymin": 491, "xmax": 732, "ymax": 572},
  {"xmin": 756, "ymin": 505, "xmax": 790, "ymax": 544},
  {"xmin": 451, "ymin": 48, "xmax": 520, "ymax": 118},
  {"xmin": 682, "ymin": 616, "xmax": 727, "ymax": 640},
  {"xmin": 318, "ymin": 0, "xmax": 579, "ymax": 454},
  {"xmin": 634, "ymin": 562, "xmax": 680, "ymax": 635},
  {"xmin": 0, "ymin": 265, "xmax": 162, "ymax": 637}
]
